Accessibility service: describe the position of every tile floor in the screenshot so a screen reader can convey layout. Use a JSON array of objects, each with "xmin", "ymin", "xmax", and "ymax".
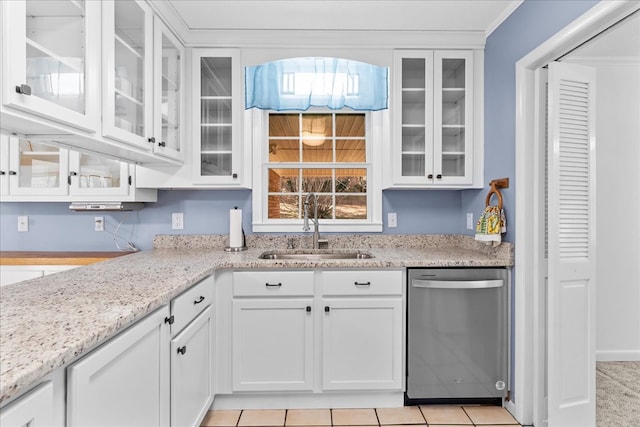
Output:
[{"xmin": 201, "ymin": 405, "xmax": 521, "ymax": 426}]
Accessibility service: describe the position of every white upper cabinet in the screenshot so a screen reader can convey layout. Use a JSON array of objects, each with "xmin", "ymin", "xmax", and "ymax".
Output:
[
  {"xmin": 102, "ymin": 0, "xmax": 154, "ymax": 150},
  {"xmin": 1, "ymin": 132, "xmax": 68, "ymax": 197},
  {"xmin": 193, "ymin": 49, "xmax": 244, "ymax": 185},
  {"xmin": 1, "ymin": 0, "xmax": 100, "ymax": 132},
  {"xmin": 67, "ymin": 151, "xmax": 131, "ymax": 198},
  {"xmin": 388, "ymin": 49, "xmax": 483, "ymax": 188},
  {"xmin": 1, "ymin": 132, "xmax": 156, "ymax": 202},
  {"xmin": 152, "ymin": 17, "xmax": 184, "ymax": 161}
]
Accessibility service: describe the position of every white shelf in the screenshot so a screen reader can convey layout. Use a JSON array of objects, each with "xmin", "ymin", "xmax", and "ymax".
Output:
[
  {"xmin": 442, "ymin": 151, "xmax": 465, "ymax": 156},
  {"xmin": 201, "ymin": 150, "xmax": 233, "ymax": 155},
  {"xmin": 115, "ymin": 89, "xmax": 143, "ymax": 106},
  {"xmin": 200, "ymin": 123, "xmax": 232, "ymax": 127},
  {"xmin": 201, "ymin": 96, "xmax": 232, "ymax": 101},
  {"xmin": 26, "ymin": 38, "xmax": 84, "ymax": 74},
  {"xmin": 115, "ymin": 33, "xmax": 143, "ymax": 60},
  {"xmin": 442, "ymin": 88, "xmax": 465, "ymax": 103}
]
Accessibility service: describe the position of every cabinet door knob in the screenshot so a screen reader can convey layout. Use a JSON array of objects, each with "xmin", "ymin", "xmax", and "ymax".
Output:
[
  {"xmin": 0, "ymin": 171, "xmax": 5, "ymax": 175},
  {"xmin": 232, "ymin": 173, "xmax": 238, "ymax": 179},
  {"xmin": 427, "ymin": 174, "xmax": 433, "ymax": 179},
  {"xmin": 436, "ymin": 174, "xmax": 442, "ymax": 179},
  {"xmin": 8, "ymin": 170, "xmax": 17, "ymax": 176},
  {"xmin": 177, "ymin": 346, "xmax": 187, "ymax": 355},
  {"xmin": 158, "ymin": 141, "xmax": 166, "ymax": 147},
  {"xmin": 164, "ymin": 315, "xmax": 175, "ymax": 325},
  {"xmin": 193, "ymin": 296, "xmax": 205, "ymax": 305},
  {"xmin": 148, "ymin": 137, "xmax": 156, "ymax": 144},
  {"xmin": 324, "ymin": 306, "xmax": 330, "ymax": 312},
  {"xmin": 306, "ymin": 306, "xmax": 312, "ymax": 312},
  {"xmin": 15, "ymin": 84, "xmax": 31, "ymax": 95}
]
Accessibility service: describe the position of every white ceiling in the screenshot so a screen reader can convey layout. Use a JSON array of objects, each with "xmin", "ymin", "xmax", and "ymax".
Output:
[{"xmin": 164, "ymin": 0, "xmax": 523, "ymax": 35}]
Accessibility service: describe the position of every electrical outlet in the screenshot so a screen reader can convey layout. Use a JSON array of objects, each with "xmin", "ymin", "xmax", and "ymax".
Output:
[
  {"xmin": 466, "ymin": 213, "xmax": 474, "ymax": 230},
  {"xmin": 388, "ymin": 212, "xmax": 398, "ymax": 228},
  {"xmin": 94, "ymin": 216, "xmax": 104, "ymax": 232},
  {"xmin": 172, "ymin": 212, "xmax": 184, "ymax": 230},
  {"xmin": 17, "ymin": 216, "xmax": 28, "ymax": 232}
]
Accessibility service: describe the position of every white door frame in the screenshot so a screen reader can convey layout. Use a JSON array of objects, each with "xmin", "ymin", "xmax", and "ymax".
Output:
[{"xmin": 512, "ymin": 1, "xmax": 640, "ymax": 425}]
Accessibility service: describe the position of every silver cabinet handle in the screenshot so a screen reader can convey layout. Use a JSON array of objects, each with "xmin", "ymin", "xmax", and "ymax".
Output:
[{"xmin": 411, "ymin": 279, "xmax": 504, "ymax": 289}]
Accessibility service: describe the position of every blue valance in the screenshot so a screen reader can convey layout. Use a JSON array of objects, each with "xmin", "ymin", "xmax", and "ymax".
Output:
[{"xmin": 245, "ymin": 57, "xmax": 388, "ymax": 111}]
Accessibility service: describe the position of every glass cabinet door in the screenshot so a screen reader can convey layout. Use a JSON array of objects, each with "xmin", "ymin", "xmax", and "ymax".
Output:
[
  {"xmin": 102, "ymin": 0, "xmax": 153, "ymax": 149},
  {"xmin": 434, "ymin": 51, "xmax": 473, "ymax": 184},
  {"xmin": 400, "ymin": 55, "xmax": 433, "ymax": 179},
  {"xmin": 68, "ymin": 151, "xmax": 129, "ymax": 197},
  {"xmin": 8, "ymin": 137, "xmax": 68, "ymax": 196},
  {"xmin": 153, "ymin": 17, "xmax": 184, "ymax": 161},
  {"xmin": 3, "ymin": 0, "xmax": 100, "ymax": 131},
  {"xmin": 193, "ymin": 49, "xmax": 241, "ymax": 184}
]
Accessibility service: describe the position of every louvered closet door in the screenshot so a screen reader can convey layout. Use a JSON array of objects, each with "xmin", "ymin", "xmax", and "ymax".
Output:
[{"xmin": 547, "ymin": 61, "xmax": 596, "ymax": 427}]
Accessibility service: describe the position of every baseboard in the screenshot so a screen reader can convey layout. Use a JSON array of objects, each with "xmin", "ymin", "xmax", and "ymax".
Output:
[
  {"xmin": 212, "ymin": 391, "xmax": 404, "ymax": 410},
  {"xmin": 596, "ymin": 350, "xmax": 640, "ymax": 361}
]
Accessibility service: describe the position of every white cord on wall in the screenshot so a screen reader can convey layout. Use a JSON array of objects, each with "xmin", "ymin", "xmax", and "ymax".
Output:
[{"xmin": 105, "ymin": 212, "xmax": 139, "ymax": 252}]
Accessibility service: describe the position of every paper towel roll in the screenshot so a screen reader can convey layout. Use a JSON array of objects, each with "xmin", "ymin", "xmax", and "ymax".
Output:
[{"xmin": 229, "ymin": 208, "xmax": 244, "ymax": 248}]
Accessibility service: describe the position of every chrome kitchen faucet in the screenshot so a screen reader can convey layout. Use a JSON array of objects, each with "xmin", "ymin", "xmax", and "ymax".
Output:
[{"xmin": 303, "ymin": 192, "xmax": 328, "ymax": 249}]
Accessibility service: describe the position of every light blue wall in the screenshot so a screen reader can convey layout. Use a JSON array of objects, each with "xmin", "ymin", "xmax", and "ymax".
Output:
[
  {"xmin": 474, "ymin": 0, "xmax": 600, "ymax": 404},
  {"xmin": 0, "ymin": 189, "xmax": 464, "ymax": 251},
  {"xmin": 0, "ymin": 0, "xmax": 600, "ymax": 253},
  {"xmin": 461, "ymin": 0, "xmax": 600, "ymax": 244}
]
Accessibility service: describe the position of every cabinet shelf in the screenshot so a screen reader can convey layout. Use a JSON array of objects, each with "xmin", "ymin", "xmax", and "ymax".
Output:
[
  {"xmin": 201, "ymin": 96, "xmax": 232, "ymax": 101},
  {"xmin": 200, "ymin": 123, "xmax": 232, "ymax": 127},
  {"xmin": 114, "ymin": 33, "xmax": 143, "ymax": 59},
  {"xmin": 442, "ymin": 88, "xmax": 465, "ymax": 103},
  {"xmin": 26, "ymin": 38, "xmax": 84, "ymax": 74},
  {"xmin": 115, "ymin": 89, "xmax": 143, "ymax": 106},
  {"xmin": 442, "ymin": 151, "xmax": 465, "ymax": 156},
  {"xmin": 442, "ymin": 125, "xmax": 465, "ymax": 136}
]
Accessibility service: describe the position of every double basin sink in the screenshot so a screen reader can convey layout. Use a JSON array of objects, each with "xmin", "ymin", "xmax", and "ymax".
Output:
[{"xmin": 259, "ymin": 250, "xmax": 374, "ymax": 260}]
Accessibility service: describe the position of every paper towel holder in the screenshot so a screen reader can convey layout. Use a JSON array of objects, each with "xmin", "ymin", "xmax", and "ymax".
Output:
[{"xmin": 225, "ymin": 206, "xmax": 247, "ymax": 252}]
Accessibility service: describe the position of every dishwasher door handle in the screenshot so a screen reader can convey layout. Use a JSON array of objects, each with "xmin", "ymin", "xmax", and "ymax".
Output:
[{"xmin": 411, "ymin": 279, "xmax": 504, "ymax": 289}]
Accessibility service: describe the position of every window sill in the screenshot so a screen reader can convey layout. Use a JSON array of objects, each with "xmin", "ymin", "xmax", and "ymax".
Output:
[{"xmin": 252, "ymin": 222, "xmax": 383, "ymax": 233}]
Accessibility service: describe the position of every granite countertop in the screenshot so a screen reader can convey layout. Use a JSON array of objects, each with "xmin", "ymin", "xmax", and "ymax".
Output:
[{"xmin": 0, "ymin": 234, "xmax": 513, "ymax": 405}]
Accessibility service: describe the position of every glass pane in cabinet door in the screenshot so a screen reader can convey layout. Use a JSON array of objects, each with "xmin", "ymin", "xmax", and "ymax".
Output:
[
  {"xmin": 161, "ymin": 34, "xmax": 181, "ymax": 152},
  {"xmin": 201, "ymin": 153, "xmax": 232, "ymax": 176},
  {"xmin": 17, "ymin": 140, "xmax": 61, "ymax": 188},
  {"xmin": 77, "ymin": 154, "xmax": 121, "ymax": 189},
  {"xmin": 201, "ymin": 58, "xmax": 232, "ymax": 97},
  {"xmin": 401, "ymin": 154, "xmax": 425, "ymax": 177},
  {"xmin": 25, "ymin": 0, "xmax": 86, "ymax": 113},
  {"xmin": 114, "ymin": 1, "xmax": 146, "ymax": 137}
]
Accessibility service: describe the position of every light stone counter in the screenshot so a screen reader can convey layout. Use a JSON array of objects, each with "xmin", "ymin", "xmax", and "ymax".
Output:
[{"xmin": 0, "ymin": 234, "xmax": 512, "ymax": 405}]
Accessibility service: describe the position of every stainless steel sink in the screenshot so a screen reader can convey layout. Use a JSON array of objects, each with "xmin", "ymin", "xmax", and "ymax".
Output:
[{"xmin": 258, "ymin": 250, "xmax": 374, "ymax": 260}]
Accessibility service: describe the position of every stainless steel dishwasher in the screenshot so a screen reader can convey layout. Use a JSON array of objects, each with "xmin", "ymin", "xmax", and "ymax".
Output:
[{"xmin": 407, "ymin": 267, "xmax": 509, "ymax": 403}]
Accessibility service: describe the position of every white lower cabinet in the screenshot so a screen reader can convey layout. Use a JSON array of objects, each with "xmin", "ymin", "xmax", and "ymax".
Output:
[
  {"xmin": 231, "ymin": 271, "xmax": 315, "ymax": 392},
  {"xmin": 321, "ymin": 270, "xmax": 403, "ymax": 391},
  {"xmin": 232, "ymin": 298, "xmax": 314, "ymax": 391},
  {"xmin": 229, "ymin": 269, "xmax": 404, "ymax": 396},
  {"xmin": 66, "ymin": 306, "xmax": 171, "ymax": 427},
  {"xmin": 171, "ymin": 305, "xmax": 214, "ymax": 427},
  {"xmin": 321, "ymin": 298, "xmax": 403, "ymax": 390},
  {"xmin": 0, "ymin": 381, "xmax": 54, "ymax": 427}
]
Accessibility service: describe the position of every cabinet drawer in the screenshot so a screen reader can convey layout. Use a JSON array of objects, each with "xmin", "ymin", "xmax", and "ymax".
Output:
[
  {"xmin": 233, "ymin": 271, "xmax": 314, "ymax": 297},
  {"xmin": 322, "ymin": 270, "xmax": 403, "ymax": 296},
  {"xmin": 171, "ymin": 276, "xmax": 214, "ymax": 335}
]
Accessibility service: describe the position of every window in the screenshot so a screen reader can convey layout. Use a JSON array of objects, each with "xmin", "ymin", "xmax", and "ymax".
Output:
[
  {"xmin": 252, "ymin": 110, "xmax": 383, "ymax": 232},
  {"xmin": 247, "ymin": 57, "xmax": 387, "ymax": 232}
]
